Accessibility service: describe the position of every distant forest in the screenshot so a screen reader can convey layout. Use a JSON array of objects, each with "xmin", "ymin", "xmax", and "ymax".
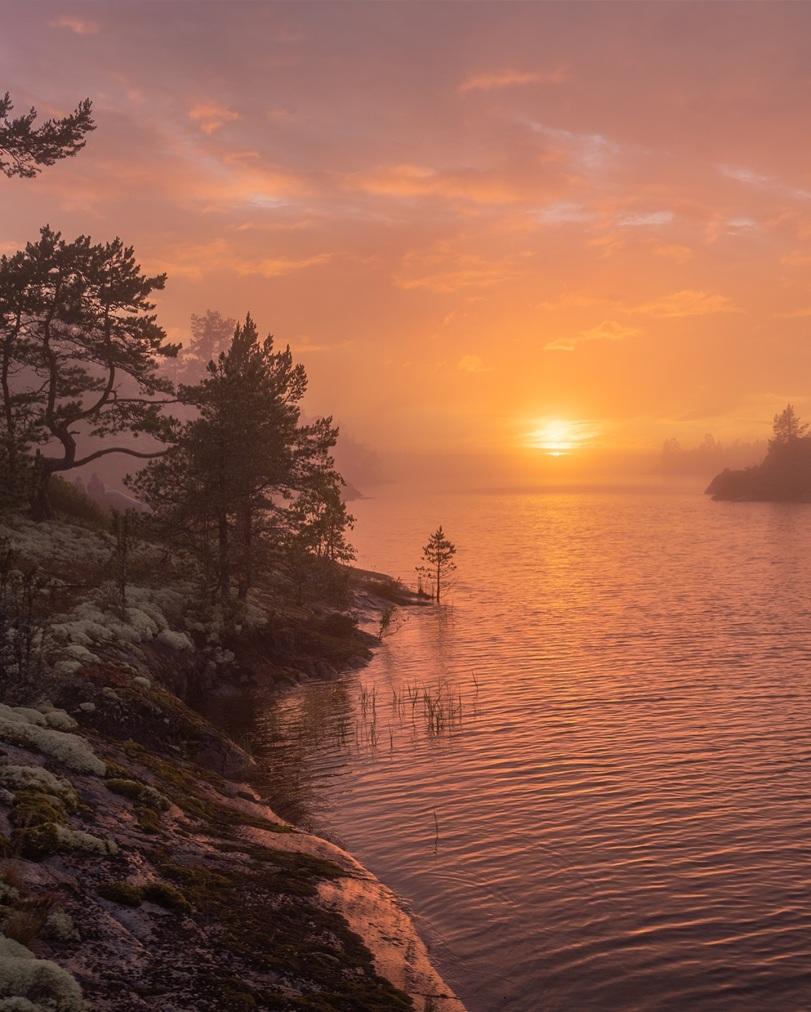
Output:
[{"xmin": 660, "ymin": 434, "xmax": 764, "ymax": 477}]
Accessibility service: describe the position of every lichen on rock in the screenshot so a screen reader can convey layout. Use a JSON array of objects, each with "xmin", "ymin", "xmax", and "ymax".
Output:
[
  {"xmin": 0, "ymin": 934, "xmax": 85, "ymax": 1011},
  {"xmin": 0, "ymin": 708, "xmax": 105, "ymax": 776}
]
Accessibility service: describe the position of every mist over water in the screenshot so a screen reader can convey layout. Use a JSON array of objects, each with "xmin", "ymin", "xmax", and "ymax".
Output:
[{"xmin": 248, "ymin": 488, "xmax": 811, "ymax": 1010}]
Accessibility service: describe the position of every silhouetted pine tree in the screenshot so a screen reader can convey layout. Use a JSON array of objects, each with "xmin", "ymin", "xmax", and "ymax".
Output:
[
  {"xmin": 130, "ymin": 315, "xmax": 350, "ymax": 602},
  {"xmin": 770, "ymin": 404, "xmax": 807, "ymax": 448},
  {"xmin": 0, "ymin": 227, "xmax": 179, "ymax": 517},
  {"xmin": 419, "ymin": 526, "xmax": 457, "ymax": 603},
  {"xmin": 0, "ymin": 92, "xmax": 94, "ymax": 178}
]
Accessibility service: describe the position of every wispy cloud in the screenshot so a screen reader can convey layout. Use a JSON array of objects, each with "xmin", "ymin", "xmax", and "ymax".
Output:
[
  {"xmin": 537, "ymin": 292, "xmax": 616, "ymax": 312},
  {"xmin": 189, "ymin": 103, "xmax": 241, "ymax": 135},
  {"xmin": 290, "ymin": 336, "xmax": 352, "ymax": 354},
  {"xmin": 536, "ymin": 201, "xmax": 596, "ymax": 225},
  {"xmin": 653, "ymin": 244, "xmax": 694, "ymax": 263},
  {"xmin": 459, "ymin": 67, "xmax": 568, "ymax": 94},
  {"xmin": 395, "ymin": 246, "xmax": 523, "ymax": 293},
  {"xmin": 348, "ymin": 163, "xmax": 557, "ymax": 205},
  {"xmin": 50, "ymin": 15, "xmax": 99, "ymax": 35},
  {"xmin": 720, "ymin": 164, "xmax": 811, "ymax": 202},
  {"xmin": 147, "ymin": 240, "xmax": 331, "ymax": 280},
  {"xmin": 541, "ymin": 289, "xmax": 739, "ymax": 350},
  {"xmin": 546, "ymin": 320, "xmax": 642, "ymax": 352},
  {"xmin": 240, "ymin": 253, "xmax": 332, "ymax": 279},
  {"xmin": 617, "ymin": 210, "xmax": 674, "ymax": 227},
  {"xmin": 531, "ymin": 122, "xmax": 620, "ymax": 171},
  {"xmin": 457, "ymin": 354, "xmax": 489, "ymax": 373},
  {"xmin": 727, "ymin": 216, "xmax": 757, "ymax": 230},
  {"xmin": 631, "ymin": 290, "xmax": 740, "ymax": 318}
]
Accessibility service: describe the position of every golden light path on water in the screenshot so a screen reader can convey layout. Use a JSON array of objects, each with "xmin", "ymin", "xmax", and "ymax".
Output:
[{"xmin": 244, "ymin": 488, "xmax": 811, "ymax": 1011}]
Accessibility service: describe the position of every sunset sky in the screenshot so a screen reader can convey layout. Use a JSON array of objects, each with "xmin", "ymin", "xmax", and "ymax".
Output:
[{"xmin": 4, "ymin": 1, "xmax": 811, "ymax": 484}]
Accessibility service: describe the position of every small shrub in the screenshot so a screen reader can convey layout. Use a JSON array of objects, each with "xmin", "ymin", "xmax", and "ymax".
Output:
[
  {"xmin": 41, "ymin": 907, "xmax": 79, "ymax": 942},
  {"xmin": 98, "ymin": 881, "xmax": 143, "ymax": 907},
  {"xmin": 105, "ymin": 778, "xmax": 170, "ymax": 811},
  {"xmin": 12, "ymin": 821, "xmax": 61, "ymax": 861},
  {"xmin": 377, "ymin": 605, "xmax": 395, "ymax": 642},
  {"xmin": 48, "ymin": 477, "xmax": 110, "ymax": 529},
  {"xmin": 3, "ymin": 908, "xmax": 48, "ymax": 947},
  {"xmin": 134, "ymin": 806, "xmax": 162, "ymax": 834},
  {"xmin": 0, "ymin": 540, "xmax": 51, "ymax": 699},
  {"xmin": 141, "ymin": 881, "xmax": 190, "ymax": 913},
  {"xmin": 9, "ymin": 791, "xmax": 67, "ymax": 829}
]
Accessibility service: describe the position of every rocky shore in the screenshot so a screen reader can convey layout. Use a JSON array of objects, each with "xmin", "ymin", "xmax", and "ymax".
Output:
[{"xmin": 0, "ymin": 513, "xmax": 461, "ymax": 1011}]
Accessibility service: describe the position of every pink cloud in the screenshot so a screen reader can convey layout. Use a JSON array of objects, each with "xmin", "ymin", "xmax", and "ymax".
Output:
[
  {"xmin": 459, "ymin": 67, "xmax": 568, "ymax": 94},
  {"xmin": 395, "ymin": 246, "xmax": 525, "ymax": 293},
  {"xmin": 188, "ymin": 103, "xmax": 241, "ymax": 135},
  {"xmin": 146, "ymin": 240, "xmax": 331, "ymax": 281},
  {"xmin": 238, "ymin": 253, "xmax": 332, "ymax": 279},
  {"xmin": 50, "ymin": 15, "xmax": 99, "ymax": 35},
  {"xmin": 348, "ymin": 162, "xmax": 563, "ymax": 206},
  {"xmin": 653, "ymin": 243, "xmax": 694, "ymax": 263}
]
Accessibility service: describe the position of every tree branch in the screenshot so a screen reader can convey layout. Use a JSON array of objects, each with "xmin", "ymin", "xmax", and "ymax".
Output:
[{"xmin": 72, "ymin": 446, "xmax": 171, "ymax": 468}]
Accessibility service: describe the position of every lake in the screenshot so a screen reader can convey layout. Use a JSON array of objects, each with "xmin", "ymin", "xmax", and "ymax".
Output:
[{"xmin": 246, "ymin": 486, "xmax": 811, "ymax": 1010}]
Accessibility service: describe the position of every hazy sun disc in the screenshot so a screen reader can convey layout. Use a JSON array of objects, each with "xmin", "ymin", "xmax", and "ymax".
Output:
[{"xmin": 527, "ymin": 419, "xmax": 589, "ymax": 456}]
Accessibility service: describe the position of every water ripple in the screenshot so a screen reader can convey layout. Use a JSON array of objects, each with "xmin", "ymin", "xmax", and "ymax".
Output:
[{"xmin": 248, "ymin": 489, "xmax": 811, "ymax": 1010}]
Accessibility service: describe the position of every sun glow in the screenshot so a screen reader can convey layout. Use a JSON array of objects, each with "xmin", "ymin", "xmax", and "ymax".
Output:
[{"xmin": 527, "ymin": 419, "xmax": 591, "ymax": 456}]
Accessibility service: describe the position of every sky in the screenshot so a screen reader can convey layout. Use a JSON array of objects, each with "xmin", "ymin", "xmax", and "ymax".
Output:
[{"xmin": 3, "ymin": 1, "xmax": 811, "ymax": 486}]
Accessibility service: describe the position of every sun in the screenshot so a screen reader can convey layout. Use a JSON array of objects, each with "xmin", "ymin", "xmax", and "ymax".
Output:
[{"xmin": 527, "ymin": 419, "xmax": 586, "ymax": 456}]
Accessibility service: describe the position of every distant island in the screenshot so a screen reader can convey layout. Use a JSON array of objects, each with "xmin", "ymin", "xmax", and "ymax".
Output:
[{"xmin": 706, "ymin": 404, "xmax": 811, "ymax": 501}]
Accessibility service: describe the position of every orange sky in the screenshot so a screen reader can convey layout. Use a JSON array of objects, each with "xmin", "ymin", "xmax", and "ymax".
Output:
[{"xmin": 3, "ymin": 2, "xmax": 811, "ymax": 484}]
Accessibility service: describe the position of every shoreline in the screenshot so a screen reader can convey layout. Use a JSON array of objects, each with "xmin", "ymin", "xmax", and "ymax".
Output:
[{"xmin": 0, "ymin": 512, "xmax": 462, "ymax": 1011}]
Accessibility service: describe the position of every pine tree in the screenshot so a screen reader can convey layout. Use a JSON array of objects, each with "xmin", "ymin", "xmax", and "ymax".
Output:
[
  {"xmin": 0, "ymin": 92, "xmax": 94, "ymax": 178},
  {"xmin": 283, "ymin": 471, "xmax": 356, "ymax": 565},
  {"xmin": 0, "ymin": 226, "xmax": 179, "ymax": 518},
  {"xmin": 131, "ymin": 314, "xmax": 350, "ymax": 602},
  {"xmin": 0, "ymin": 248, "xmax": 43, "ymax": 501},
  {"xmin": 419, "ymin": 526, "xmax": 457, "ymax": 603},
  {"xmin": 176, "ymin": 309, "xmax": 236, "ymax": 384},
  {"xmin": 0, "ymin": 227, "xmax": 180, "ymax": 518},
  {"xmin": 770, "ymin": 404, "xmax": 807, "ymax": 448}
]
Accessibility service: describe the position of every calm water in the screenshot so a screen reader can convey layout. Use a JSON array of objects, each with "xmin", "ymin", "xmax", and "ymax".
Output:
[{"xmin": 248, "ymin": 487, "xmax": 811, "ymax": 1011}]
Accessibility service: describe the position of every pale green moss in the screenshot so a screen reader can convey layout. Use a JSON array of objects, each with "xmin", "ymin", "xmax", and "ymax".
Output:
[
  {"xmin": 105, "ymin": 778, "xmax": 170, "ymax": 811},
  {"xmin": 0, "ymin": 766, "xmax": 78, "ymax": 808},
  {"xmin": 0, "ymin": 934, "xmax": 85, "ymax": 1010},
  {"xmin": 0, "ymin": 709, "xmax": 104, "ymax": 776}
]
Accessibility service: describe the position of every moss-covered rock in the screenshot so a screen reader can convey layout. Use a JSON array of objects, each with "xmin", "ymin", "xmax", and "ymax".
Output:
[
  {"xmin": 0, "ymin": 932, "xmax": 85, "ymax": 1011},
  {"xmin": 0, "ymin": 767, "xmax": 78, "ymax": 809},
  {"xmin": 12, "ymin": 821, "xmax": 117, "ymax": 862}
]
